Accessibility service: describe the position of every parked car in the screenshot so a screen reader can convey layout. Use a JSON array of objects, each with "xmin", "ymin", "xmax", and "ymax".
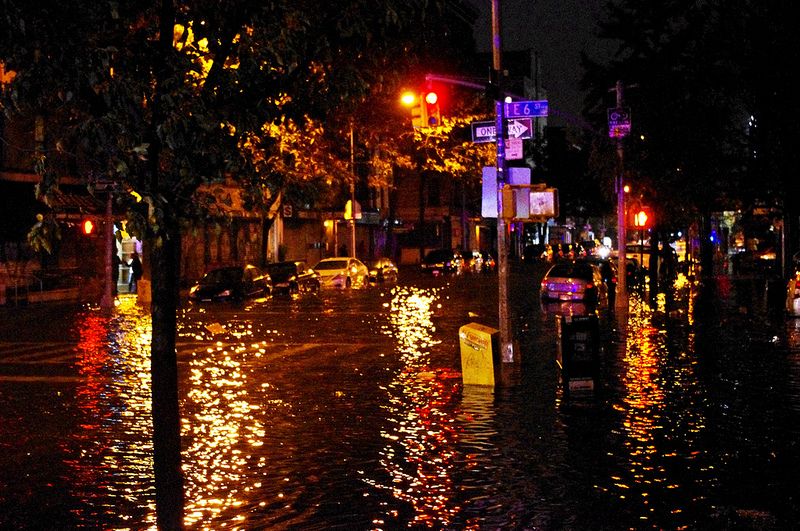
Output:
[
  {"xmin": 421, "ymin": 249, "xmax": 464, "ymax": 275},
  {"xmin": 523, "ymin": 244, "xmax": 546, "ymax": 262},
  {"xmin": 264, "ymin": 260, "xmax": 320, "ymax": 295},
  {"xmin": 467, "ymin": 250, "xmax": 496, "ymax": 273},
  {"xmin": 188, "ymin": 264, "xmax": 271, "ymax": 302},
  {"xmin": 367, "ymin": 258, "xmax": 399, "ymax": 283},
  {"xmin": 540, "ymin": 260, "xmax": 607, "ymax": 304},
  {"xmin": 312, "ymin": 257, "xmax": 369, "ymax": 289},
  {"xmin": 582, "ymin": 256, "xmax": 618, "ymax": 299},
  {"xmin": 787, "ymin": 269, "xmax": 800, "ymax": 316}
]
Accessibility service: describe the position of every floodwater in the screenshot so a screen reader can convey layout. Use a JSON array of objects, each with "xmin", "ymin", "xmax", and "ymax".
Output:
[{"xmin": 0, "ymin": 265, "xmax": 798, "ymax": 529}]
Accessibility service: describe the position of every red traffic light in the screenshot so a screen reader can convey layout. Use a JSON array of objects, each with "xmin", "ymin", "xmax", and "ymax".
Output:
[
  {"xmin": 424, "ymin": 90, "xmax": 440, "ymax": 126},
  {"xmin": 82, "ymin": 219, "xmax": 95, "ymax": 235}
]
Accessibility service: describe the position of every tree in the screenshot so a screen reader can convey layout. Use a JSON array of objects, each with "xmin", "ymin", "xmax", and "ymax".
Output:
[
  {"xmin": 581, "ymin": 0, "xmax": 755, "ymax": 269},
  {"xmin": 1, "ymin": 1, "xmax": 437, "ymax": 526}
]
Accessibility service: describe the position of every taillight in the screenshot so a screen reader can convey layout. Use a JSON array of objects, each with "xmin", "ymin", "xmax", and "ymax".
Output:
[{"xmin": 586, "ymin": 282, "xmax": 595, "ymax": 289}]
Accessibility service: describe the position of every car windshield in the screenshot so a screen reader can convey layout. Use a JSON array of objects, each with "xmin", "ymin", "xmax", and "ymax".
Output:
[
  {"xmin": 424, "ymin": 250, "xmax": 453, "ymax": 262},
  {"xmin": 201, "ymin": 267, "xmax": 241, "ymax": 285},
  {"xmin": 547, "ymin": 262, "xmax": 594, "ymax": 280},
  {"xmin": 265, "ymin": 263, "xmax": 296, "ymax": 277},
  {"xmin": 314, "ymin": 259, "xmax": 349, "ymax": 270}
]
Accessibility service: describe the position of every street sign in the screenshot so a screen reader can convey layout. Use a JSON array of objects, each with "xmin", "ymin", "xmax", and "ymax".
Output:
[
  {"xmin": 505, "ymin": 138, "xmax": 523, "ymax": 160},
  {"xmin": 471, "ymin": 118, "xmax": 533, "ymax": 143},
  {"xmin": 507, "ymin": 119, "xmax": 531, "ymax": 139},
  {"xmin": 472, "ymin": 121, "xmax": 497, "ymax": 143},
  {"xmin": 608, "ymin": 107, "xmax": 631, "ymax": 138},
  {"xmin": 504, "ymin": 100, "xmax": 548, "ymax": 118}
]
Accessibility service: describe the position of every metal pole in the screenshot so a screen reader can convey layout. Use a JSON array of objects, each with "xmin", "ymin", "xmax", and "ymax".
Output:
[
  {"xmin": 492, "ymin": 0, "xmax": 513, "ymax": 363},
  {"xmin": 350, "ymin": 124, "xmax": 357, "ymax": 258},
  {"xmin": 615, "ymin": 80, "xmax": 628, "ymax": 305}
]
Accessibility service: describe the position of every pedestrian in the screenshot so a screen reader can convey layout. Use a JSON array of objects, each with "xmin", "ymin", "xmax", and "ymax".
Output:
[
  {"xmin": 112, "ymin": 250, "xmax": 120, "ymax": 296},
  {"xmin": 128, "ymin": 251, "xmax": 143, "ymax": 293}
]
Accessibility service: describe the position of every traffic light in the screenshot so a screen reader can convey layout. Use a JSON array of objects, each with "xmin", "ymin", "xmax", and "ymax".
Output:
[
  {"xmin": 424, "ymin": 90, "xmax": 440, "ymax": 126},
  {"xmin": 631, "ymin": 207, "xmax": 652, "ymax": 228},
  {"xmin": 402, "ymin": 91, "xmax": 428, "ymax": 129},
  {"xmin": 82, "ymin": 219, "xmax": 95, "ymax": 235}
]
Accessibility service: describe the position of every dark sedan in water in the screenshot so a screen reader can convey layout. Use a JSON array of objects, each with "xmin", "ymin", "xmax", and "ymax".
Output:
[
  {"xmin": 188, "ymin": 264, "xmax": 271, "ymax": 302},
  {"xmin": 264, "ymin": 261, "xmax": 320, "ymax": 295},
  {"xmin": 367, "ymin": 258, "xmax": 399, "ymax": 283},
  {"xmin": 420, "ymin": 248, "xmax": 464, "ymax": 275}
]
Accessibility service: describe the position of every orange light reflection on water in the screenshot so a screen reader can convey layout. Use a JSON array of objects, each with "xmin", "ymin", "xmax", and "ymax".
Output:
[
  {"xmin": 67, "ymin": 295, "xmax": 156, "ymax": 528},
  {"xmin": 181, "ymin": 315, "xmax": 270, "ymax": 529},
  {"xmin": 368, "ymin": 285, "xmax": 462, "ymax": 529},
  {"xmin": 603, "ymin": 287, "xmax": 707, "ymax": 524}
]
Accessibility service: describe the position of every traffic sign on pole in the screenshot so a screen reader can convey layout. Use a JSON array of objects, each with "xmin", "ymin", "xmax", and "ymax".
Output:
[
  {"xmin": 608, "ymin": 107, "xmax": 631, "ymax": 138},
  {"xmin": 504, "ymin": 100, "xmax": 548, "ymax": 118},
  {"xmin": 471, "ymin": 117, "xmax": 533, "ymax": 143}
]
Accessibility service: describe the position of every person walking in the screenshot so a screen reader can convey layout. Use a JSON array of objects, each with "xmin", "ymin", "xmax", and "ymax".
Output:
[{"xmin": 128, "ymin": 251, "xmax": 143, "ymax": 293}]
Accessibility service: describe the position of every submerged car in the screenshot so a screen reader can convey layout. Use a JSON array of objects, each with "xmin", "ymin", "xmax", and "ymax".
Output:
[
  {"xmin": 540, "ymin": 260, "xmax": 606, "ymax": 304},
  {"xmin": 582, "ymin": 256, "xmax": 618, "ymax": 299},
  {"xmin": 469, "ymin": 250, "xmax": 496, "ymax": 273},
  {"xmin": 367, "ymin": 258, "xmax": 399, "ymax": 283},
  {"xmin": 263, "ymin": 261, "xmax": 320, "ymax": 294},
  {"xmin": 420, "ymin": 249, "xmax": 464, "ymax": 275},
  {"xmin": 188, "ymin": 264, "xmax": 271, "ymax": 302},
  {"xmin": 312, "ymin": 257, "xmax": 369, "ymax": 289}
]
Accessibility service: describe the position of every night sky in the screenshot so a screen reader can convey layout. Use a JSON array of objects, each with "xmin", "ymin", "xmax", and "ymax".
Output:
[{"xmin": 467, "ymin": 0, "xmax": 614, "ymax": 128}]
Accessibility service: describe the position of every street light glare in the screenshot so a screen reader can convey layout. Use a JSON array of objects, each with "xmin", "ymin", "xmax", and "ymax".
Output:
[{"xmin": 400, "ymin": 91, "xmax": 416, "ymax": 106}]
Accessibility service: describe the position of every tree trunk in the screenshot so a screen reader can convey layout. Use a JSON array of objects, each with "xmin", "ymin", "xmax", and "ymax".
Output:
[{"xmin": 149, "ymin": 222, "xmax": 185, "ymax": 530}]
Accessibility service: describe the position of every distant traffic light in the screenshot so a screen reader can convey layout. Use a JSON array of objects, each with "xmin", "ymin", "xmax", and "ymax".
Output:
[
  {"xmin": 82, "ymin": 219, "xmax": 95, "ymax": 235},
  {"xmin": 632, "ymin": 208, "xmax": 652, "ymax": 228}
]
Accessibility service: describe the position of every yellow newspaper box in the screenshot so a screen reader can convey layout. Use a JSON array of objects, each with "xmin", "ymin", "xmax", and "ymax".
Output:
[{"xmin": 459, "ymin": 323, "xmax": 500, "ymax": 386}]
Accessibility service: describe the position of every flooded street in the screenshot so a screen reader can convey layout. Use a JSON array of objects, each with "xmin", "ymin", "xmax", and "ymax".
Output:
[{"xmin": 1, "ymin": 265, "xmax": 798, "ymax": 529}]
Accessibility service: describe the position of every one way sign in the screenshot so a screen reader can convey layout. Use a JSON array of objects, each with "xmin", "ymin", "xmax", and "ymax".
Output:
[{"xmin": 471, "ymin": 118, "xmax": 533, "ymax": 143}]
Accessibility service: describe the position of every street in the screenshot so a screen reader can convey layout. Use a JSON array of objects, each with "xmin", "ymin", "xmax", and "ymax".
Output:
[{"xmin": 0, "ymin": 264, "xmax": 799, "ymax": 529}]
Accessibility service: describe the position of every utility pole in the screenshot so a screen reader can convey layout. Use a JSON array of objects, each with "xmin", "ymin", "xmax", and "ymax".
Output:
[
  {"xmin": 614, "ymin": 80, "xmax": 627, "ymax": 305},
  {"xmin": 100, "ymin": 191, "xmax": 115, "ymax": 311},
  {"xmin": 492, "ymin": 0, "xmax": 513, "ymax": 363},
  {"xmin": 350, "ymin": 124, "xmax": 357, "ymax": 258}
]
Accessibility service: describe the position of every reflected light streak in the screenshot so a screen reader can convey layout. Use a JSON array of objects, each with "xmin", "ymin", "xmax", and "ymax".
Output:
[
  {"xmin": 603, "ymin": 289, "xmax": 708, "ymax": 525},
  {"xmin": 66, "ymin": 296, "xmax": 156, "ymax": 528},
  {"xmin": 368, "ymin": 286, "xmax": 462, "ymax": 527},
  {"xmin": 182, "ymin": 319, "xmax": 267, "ymax": 529}
]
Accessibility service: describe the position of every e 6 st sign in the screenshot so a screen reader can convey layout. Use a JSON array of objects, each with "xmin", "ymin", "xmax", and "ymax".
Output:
[{"xmin": 504, "ymin": 100, "xmax": 548, "ymax": 118}]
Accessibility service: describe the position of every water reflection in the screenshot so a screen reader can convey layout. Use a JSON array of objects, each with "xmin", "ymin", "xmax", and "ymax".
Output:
[
  {"xmin": 370, "ymin": 285, "xmax": 462, "ymax": 528},
  {"xmin": 180, "ymin": 314, "xmax": 269, "ymax": 528},
  {"xmin": 601, "ymin": 289, "xmax": 711, "ymax": 527},
  {"xmin": 68, "ymin": 295, "xmax": 156, "ymax": 528}
]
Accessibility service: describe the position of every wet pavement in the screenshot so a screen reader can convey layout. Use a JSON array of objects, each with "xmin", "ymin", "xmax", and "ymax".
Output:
[{"xmin": 0, "ymin": 263, "xmax": 798, "ymax": 529}]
